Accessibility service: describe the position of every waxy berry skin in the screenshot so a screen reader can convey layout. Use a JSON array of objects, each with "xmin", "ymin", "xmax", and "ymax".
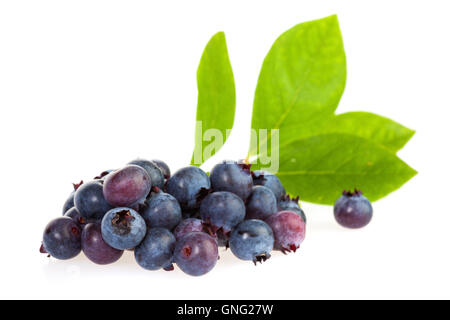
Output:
[
  {"xmin": 166, "ymin": 166, "xmax": 211, "ymax": 211},
  {"xmin": 252, "ymin": 170, "xmax": 286, "ymax": 202},
  {"xmin": 200, "ymin": 191, "xmax": 246, "ymax": 234},
  {"xmin": 135, "ymin": 228, "xmax": 176, "ymax": 271},
  {"xmin": 278, "ymin": 195, "xmax": 307, "ymax": 223},
  {"xmin": 245, "ymin": 186, "xmax": 277, "ymax": 220},
  {"xmin": 141, "ymin": 191, "xmax": 182, "ymax": 230},
  {"xmin": 210, "ymin": 161, "xmax": 253, "ymax": 201},
  {"xmin": 64, "ymin": 207, "xmax": 88, "ymax": 229},
  {"xmin": 128, "ymin": 159, "xmax": 165, "ymax": 189},
  {"xmin": 74, "ymin": 180, "xmax": 113, "ymax": 220},
  {"xmin": 101, "ymin": 207, "xmax": 146, "ymax": 250},
  {"xmin": 265, "ymin": 211, "xmax": 306, "ymax": 253},
  {"xmin": 42, "ymin": 217, "xmax": 82, "ymax": 260},
  {"xmin": 62, "ymin": 192, "xmax": 75, "ymax": 215},
  {"xmin": 81, "ymin": 223, "xmax": 123, "ymax": 265},
  {"xmin": 103, "ymin": 165, "xmax": 152, "ymax": 208},
  {"xmin": 334, "ymin": 190, "xmax": 373, "ymax": 229},
  {"xmin": 229, "ymin": 219, "xmax": 274, "ymax": 263},
  {"xmin": 174, "ymin": 232, "xmax": 218, "ymax": 277},
  {"xmin": 173, "ymin": 218, "xmax": 204, "ymax": 240}
]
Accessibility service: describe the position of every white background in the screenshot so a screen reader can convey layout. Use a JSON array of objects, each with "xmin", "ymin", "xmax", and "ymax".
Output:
[{"xmin": 0, "ymin": 0, "xmax": 449, "ymax": 299}]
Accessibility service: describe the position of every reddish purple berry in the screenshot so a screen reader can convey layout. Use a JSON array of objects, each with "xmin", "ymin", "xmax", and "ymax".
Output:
[
  {"xmin": 265, "ymin": 211, "xmax": 306, "ymax": 253},
  {"xmin": 103, "ymin": 165, "xmax": 152, "ymax": 207},
  {"xmin": 334, "ymin": 190, "xmax": 373, "ymax": 229},
  {"xmin": 174, "ymin": 232, "xmax": 218, "ymax": 277},
  {"xmin": 81, "ymin": 223, "xmax": 124, "ymax": 265}
]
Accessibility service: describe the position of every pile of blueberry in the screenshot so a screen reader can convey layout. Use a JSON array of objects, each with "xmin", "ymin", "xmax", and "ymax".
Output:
[{"xmin": 41, "ymin": 159, "xmax": 372, "ymax": 276}]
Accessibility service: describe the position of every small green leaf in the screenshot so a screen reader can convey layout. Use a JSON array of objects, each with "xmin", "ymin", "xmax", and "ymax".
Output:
[
  {"xmin": 191, "ymin": 32, "xmax": 236, "ymax": 166},
  {"xmin": 249, "ymin": 15, "xmax": 346, "ymax": 159},
  {"xmin": 321, "ymin": 112, "xmax": 415, "ymax": 153},
  {"xmin": 277, "ymin": 133, "xmax": 417, "ymax": 204}
]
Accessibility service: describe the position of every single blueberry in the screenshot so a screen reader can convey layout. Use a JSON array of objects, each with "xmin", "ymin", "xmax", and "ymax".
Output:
[
  {"xmin": 101, "ymin": 207, "xmax": 146, "ymax": 250},
  {"xmin": 74, "ymin": 180, "xmax": 113, "ymax": 220},
  {"xmin": 174, "ymin": 232, "xmax": 218, "ymax": 277},
  {"xmin": 141, "ymin": 191, "xmax": 182, "ymax": 230},
  {"xmin": 82, "ymin": 222, "xmax": 124, "ymax": 265},
  {"xmin": 245, "ymin": 186, "xmax": 277, "ymax": 220},
  {"xmin": 166, "ymin": 166, "xmax": 211, "ymax": 211},
  {"xmin": 229, "ymin": 219, "xmax": 274, "ymax": 264},
  {"xmin": 135, "ymin": 228, "xmax": 176, "ymax": 271},
  {"xmin": 173, "ymin": 218, "xmax": 205, "ymax": 240},
  {"xmin": 210, "ymin": 161, "xmax": 253, "ymax": 201},
  {"xmin": 42, "ymin": 217, "xmax": 82, "ymax": 260},
  {"xmin": 152, "ymin": 159, "xmax": 171, "ymax": 180},
  {"xmin": 334, "ymin": 190, "xmax": 373, "ymax": 229},
  {"xmin": 266, "ymin": 211, "xmax": 306, "ymax": 253},
  {"xmin": 200, "ymin": 191, "xmax": 245, "ymax": 234}
]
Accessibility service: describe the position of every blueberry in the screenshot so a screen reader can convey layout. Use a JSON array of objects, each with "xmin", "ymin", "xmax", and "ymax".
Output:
[
  {"xmin": 74, "ymin": 180, "xmax": 113, "ymax": 220},
  {"xmin": 252, "ymin": 170, "xmax": 286, "ymax": 202},
  {"xmin": 101, "ymin": 207, "xmax": 146, "ymax": 250},
  {"xmin": 245, "ymin": 186, "xmax": 277, "ymax": 220},
  {"xmin": 81, "ymin": 223, "xmax": 124, "ymax": 265},
  {"xmin": 152, "ymin": 159, "xmax": 171, "ymax": 180},
  {"xmin": 265, "ymin": 211, "xmax": 306, "ymax": 253},
  {"xmin": 229, "ymin": 219, "xmax": 274, "ymax": 264},
  {"xmin": 141, "ymin": 191, "xmax": 182, "ymax": 230},
  {"xmin": 135, "ymin": 228, "xmax": 176, "ymax": 271},
  {"xmin": 173, "ymin": 218, "xmax": 205, "ymax": 240},
  {"xmin": 62, "ymin": 192, "xmax": 75, "ymax": 215},
  {"xmin": 64, "ymin": 207, "xmax": 88, "ymax": 228},
  {"xmin": 210, "ymin": 161, "xmax": 253, "ymax": 201},
  {"xmin": 334, "ymin": 190, "xmax": 373, "ymax": 229},
  {"xmin": 128, "ymin": 159, "xmax": 165, "ymax": 189},
  {"xmin": 200, "ymin": 191, "xmax": 245, "ymax": 234},
  {"xmin": 278, "ymin": 195, "xmax": 307, "ymax": 223},
  {"xmin": 42, "ymin": 217, "xmax": 82, "ymax": 260},
  {"xmin": 174, "ymin": 232, "xmax": 219, "ymax": 277},
  {"xmin": 166, "ymin": 166, "xmax": 211, "ymax": 211},
  {"xmin": 103, "ymin": 165, "xmax": 152, "ymax": 207}
]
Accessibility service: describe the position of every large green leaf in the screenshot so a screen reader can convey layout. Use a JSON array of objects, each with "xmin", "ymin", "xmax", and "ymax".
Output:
[
  {"xmin": 249, "ymin": 15, "xmax": 346, "ymax": 159},
  {"xmin": 321, "ymin": 112, "xmax": 415, "ymax": 153},
  {"xmin": 277, "ymin": 133, "xmax": 417, "ymax": 204},
  {"xmin": 191, "ymin": 32, "xmax": 236, "ymax": 166}
]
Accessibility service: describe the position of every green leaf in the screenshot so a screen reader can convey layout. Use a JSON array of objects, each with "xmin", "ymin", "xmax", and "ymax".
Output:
[
  {"xmin": 191, "ymin": 32, "xmax": 236, "ymax": 166},
  {"xmin": 249, "ymin": 15, "xmax": 346, "ymax": 159},
  {"xmin": 276, "ymin": 133, "xmax": 417, "ymax": 204},
  {"xmin": 321, "ymin": 112, "xmax": 415, "ymax": 153}
]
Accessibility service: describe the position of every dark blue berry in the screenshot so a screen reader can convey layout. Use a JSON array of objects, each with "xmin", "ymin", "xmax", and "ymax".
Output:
[
  {"xmin": 166, "ymin": 166, "xmax": 211, "ymax": 211},
  {"xmin": 266, "ymin": 211, "xmax": 306, "ymax": 253},
  {"xmin": 229, "ymin": 219, "xmax": 274, "ymax": 264},
  {"xmin": 152, "ymin": 159, "xmax": 171, "ymax": 180},
  {"xmin": 42, "ymin": 217, "xmax": 82, "ymax": 260},
  {"xmin": 210, "ymin": 161, "xmax": 253, "ymax": 201},
  {"xmin": 81, "ymin": 223, "xmax": 123, "ymax": 265},
  {"xmin": 74, "ymin": 180, "xmax": 113, "ymax": 220},
  {"xmin": 252, "ymin": 170, "xmax": 286, "ymax": 202},
  {"xmin": 135, "ymin": 228, "xmax": 176, "ymax": 271},
  {"xmin": 141, "ymin": 191, "xmax": 182, "ymax": 230},
  {"xmin": 128, "ymin": 159, "xmax": 165, "ymax": 189},
  {"xmin": 173, "ymin": 218, "xmax": 204, "ymax": 240},
  {"xmin": 278, "ymin": 195, "xmax": 306, "ymax": 223},
  {"xmin": 103, "ymin": 165, "xmax": 152, "ymax": 207},
  {"xmin": 200, "ymin": 191, "xmax": 245, "ymax": 234},
  {"xmin": 174, "ymin": 232, "xmax": 218, "ymax": 276},
  {"xmin": 245, "ymin": 186, "xmax": 277, "ymax": 220},
  {"xmin": 334, "ymin": 190, "xmax": 373, "ymax": 229},
  {"xmin": 101, "ymin": 207, "xmax": 146, "ymax": 250}
]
